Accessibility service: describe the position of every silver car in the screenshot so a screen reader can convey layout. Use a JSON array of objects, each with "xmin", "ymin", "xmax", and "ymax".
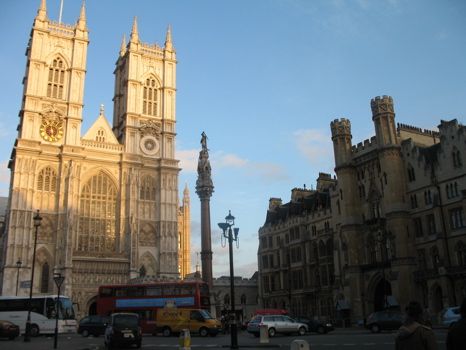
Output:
[
  {"xmin": 441, "ymin": 306, "xmax": 461, "ymax": 327},
  {"xmin": 247, "ymin": 315, "xmax": 308, "ymax": 337}
]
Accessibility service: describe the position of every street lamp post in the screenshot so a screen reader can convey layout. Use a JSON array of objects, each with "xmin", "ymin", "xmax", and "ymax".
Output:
[
  {"xmin": 15, "ymin": 259, "xmax": 22, "ymax": 296},
  {"xmin": 53, "ymin": 273, "xmax": 65, "ymax": 349},
  {"xmin": 218, "ymin": 210, "xmax": 239, "ymax": 350},
  {"xmin": 24, "ymin": 209, "xmax": 42, "ymax": 342}
]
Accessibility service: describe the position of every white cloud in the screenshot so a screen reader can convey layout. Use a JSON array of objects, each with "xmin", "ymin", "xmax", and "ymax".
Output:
[
  {"xmin": 215, "ymin": 153, "xmax": 248, "ymax": 168},
  {"xmin": 212, "ymin": 152, "xmax": 289, "ymax": 182},
  {"xmin": 294, "ymin": 128, "xmax": 333, "ymax": 164},
  {"xmin": 177, "ymin": 149, "xmax": 198, "ymax": 173}
]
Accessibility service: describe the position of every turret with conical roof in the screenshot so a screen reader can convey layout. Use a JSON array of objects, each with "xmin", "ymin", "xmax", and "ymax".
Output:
[
  {"xmin": 129, "ymin": 16, "xmax": 139, "ymax": 47},
  {"xmin": 37, "ymin": 0, "xmax": 47, "ymax": 20},
  {"xmin": 76, "ymin": 1, "xmax": 87, "ymax": 31},
  {"xmin": 164, "ymin": 25, "xmax": 173, "ymax": 51},
  {"xmin": 120, "ymin": 35, "xmax": 127, "ymax": 56}
]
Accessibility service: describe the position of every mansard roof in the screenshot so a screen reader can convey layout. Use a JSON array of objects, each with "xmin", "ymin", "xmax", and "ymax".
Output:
[{"xmin": 264, "ymin": 190, "xmax": 331, "ymax": 225}]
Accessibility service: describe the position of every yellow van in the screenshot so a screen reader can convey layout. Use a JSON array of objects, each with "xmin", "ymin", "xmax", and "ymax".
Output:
[{"xmin": 155, "ymin": 308, "xmax": 221, "ymax": 337}]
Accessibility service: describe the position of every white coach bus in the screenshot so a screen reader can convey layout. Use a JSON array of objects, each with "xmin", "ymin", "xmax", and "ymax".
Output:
[{"xmin": 0, "ymin": 295, "xmax": 77, "ymax": 336}]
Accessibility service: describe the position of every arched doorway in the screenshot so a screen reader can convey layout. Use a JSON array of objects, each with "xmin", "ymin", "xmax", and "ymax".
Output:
[
  {"xmin": 88, "ymin": 302, "xmax": 97, "ymax": 315},
  {"xmin": 373, "ymin": 278, "xmax": 392, "ymax": 311}
]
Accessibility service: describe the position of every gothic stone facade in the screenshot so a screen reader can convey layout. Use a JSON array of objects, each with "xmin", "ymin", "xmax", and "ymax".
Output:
[
  {"xmin": 178, "ymin": 185, "xmax": 191, "ymax": 279},
  {"xmin": 0, "ymin": 2, "xmax": 180, "ymax": 317},
  {"xmin": 211, "ymin": 274, "xmax": 259, "ymax": 324},
  {"xmin": 259, "ymin": 96, "xmax": 466, "ymax": 324}
]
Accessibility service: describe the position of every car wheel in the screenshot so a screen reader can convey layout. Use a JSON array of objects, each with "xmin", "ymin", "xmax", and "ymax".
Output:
[
  {"xmin": 298, "ymin": 326, "xmax": 306, "ymax": 336},
  {"xmin": 162, "ymin": 327, "xmax": 171, "ymax": 337},
  {"xmin": 370, "ymin": 324, "xmax": 380, "ymax": 333},
  {"xmin": 268, "ymin": 327, "xmax": 276, "ymax": 337},
  {"xmin": 82, "ymin": 329, "xmax": 89, "ymax": 337},
  {"xmin": 8, "ymin": 335, "xmax": 16, "ymax": 340},
  {"xmin": 30, "ymin": 324, "xmax": 40, "ymax": 337},
  {"xmin": 136, "ymin": 340, "xmax": 142, "ymax": 349},
  {"xmin": 317, "ymin": 325, "xmax": 325, "ymax": 334},
  {"xmin": 199, "ymin": 327, "xmax": 209, "ymax": 337},
  {"xmin": 253, "ymin": 333, "xmax": 260, "ymax": 337}
]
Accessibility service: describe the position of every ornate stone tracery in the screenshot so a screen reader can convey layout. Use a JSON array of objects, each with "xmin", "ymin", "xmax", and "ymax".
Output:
[{"xmin": 139, "ymin": 120, "xmax": 162, "ymax": 137}]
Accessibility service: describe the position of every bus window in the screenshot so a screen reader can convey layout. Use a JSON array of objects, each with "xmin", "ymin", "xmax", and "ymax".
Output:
[
  {"xmin": 162, "ymin": 285, "xmax": 175, "ymax": 296},
  {"xmin": 179, "ymin": 285, "xmax": 194, "ymax": 295},
  {"xmin": 31, "ymin": 298, "xmax": 45, "ymax": 314},
  {"xmin": 199, "ymin": 284, "xmax": 209, "ymax": 295},
  {"xmin": 127, "ymin": 287, "xmax": 144, "ymax": 297},
  {"xmin": 115, "ymin": 288, "xmax": 127, "ymax": 297},
  {"xmin": 46, "ymin": 298, "xmax": 56, "ymax": 319},
  {"xmin": 146, "ymin": 286, "xmax": 162, "ymax": 296}
]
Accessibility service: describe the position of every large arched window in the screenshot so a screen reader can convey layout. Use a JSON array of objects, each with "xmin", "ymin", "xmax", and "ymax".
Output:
[
  {"xmin": 37, "ymin": 167, "xmax": 57, "ymax": 192},
  {"xmin": 40, "ymin": 262, "xmax": 49, "ymax": 293},
  {"xmin": 47, "ymin": 57, "xmax": 66, "ymax": 99},
  {"xmin": 452, "ymin": 147, "xmax": 462, "ymax": 168},
  {"xmin": 367, "ymin": 235, "xmax": 377, "ymax": 264},
  {"xmin": 407, "ymin": 164, "xmax": 416, "ymax": 182},
  {"xmin": 77, "ymin": 171, "xmax": 117, "ymax": 253},
  {"xmin": 431, "ymin": 246, "xmax": 440, "ymax": 271},
  {"xmin": 456, "ymin": 241, "xmax": 466, "ymax": 266},
  {"xmin": 142, "ymin": 77, "xmax": 158, "ymax": 116},
  {"xmin": 318, "ymin": 240, "xmax": 326, "ymax": 257},
  {"xmin": 140, "ymin": 175, "xmax": 156, "ymax": 201}
]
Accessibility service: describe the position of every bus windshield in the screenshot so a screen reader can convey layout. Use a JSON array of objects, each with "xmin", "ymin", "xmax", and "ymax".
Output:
[{"xmin": 58, "ymin": 298, "xmax": 75, "ymax": 320}]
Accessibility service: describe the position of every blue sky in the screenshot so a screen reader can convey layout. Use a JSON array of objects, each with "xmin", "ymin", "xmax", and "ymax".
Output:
[{"xmin": 1, "ymin": 0, "xmax": 466, "ymax": 278}]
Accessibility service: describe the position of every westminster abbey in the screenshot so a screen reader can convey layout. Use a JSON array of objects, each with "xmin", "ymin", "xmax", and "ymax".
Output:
[{"xmin": 0, "ymin": 1, "xmax": 184, "ymax": 316}]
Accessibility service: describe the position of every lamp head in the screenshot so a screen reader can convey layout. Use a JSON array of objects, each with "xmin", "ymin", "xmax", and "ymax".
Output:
[
  {"xmin": 233, "ymin": 227, "xmax": 239, "ymax": 240},
  {"xmin": 225, "ymin": 210, "xmax": 235, "ymax": 225},
  {"xmin": 16, "ymin": 259, "xmax": 22, "ymax": 267},
  {"xmin": 53, "ymin": 273, "xmax": 65, "ymax": 288},
  {"xmin": 33, "ymin": 209, "xmax": 42, "ymax": 227},
  {"xmin": 218, "ymin": 222, "xmax": 229, "ymax": 232}
]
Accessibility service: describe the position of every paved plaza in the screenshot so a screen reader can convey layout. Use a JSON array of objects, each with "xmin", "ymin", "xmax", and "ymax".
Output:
[{"xmin": 0, "ymin": 328, "xmax": 449, "ymax": 350}]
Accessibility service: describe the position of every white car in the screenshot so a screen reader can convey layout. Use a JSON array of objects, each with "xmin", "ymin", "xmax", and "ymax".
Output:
[
  {"xmin": 441, "ymin": 306, "xmax": 461, "ymax": 327},
  {"xmin": 247, "ymin": 315, "xmax": 308, "ymax": 337}
]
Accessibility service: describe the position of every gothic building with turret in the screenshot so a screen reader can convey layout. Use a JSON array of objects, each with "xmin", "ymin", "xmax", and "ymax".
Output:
[
  {"xmin": 259, "ymin": 96, "xmax": 466, "ymax": 324},
  {"xmin": 0, "ymin": 1, "xmax": 180, "ymax": 317}
]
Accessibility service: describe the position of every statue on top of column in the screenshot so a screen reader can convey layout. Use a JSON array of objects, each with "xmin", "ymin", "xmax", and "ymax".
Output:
[
  {"xmin": 196, "ymin": 131, "xmax": 213, "ymax": 192},
  {"xmin": 201, "ymin": 131, "xmax": 208, "ymax": 151}
]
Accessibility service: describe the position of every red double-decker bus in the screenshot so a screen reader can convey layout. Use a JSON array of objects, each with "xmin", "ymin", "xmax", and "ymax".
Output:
[{"xmin": 96, "ymin": 280, "xmax": 210, "ymax": 334}]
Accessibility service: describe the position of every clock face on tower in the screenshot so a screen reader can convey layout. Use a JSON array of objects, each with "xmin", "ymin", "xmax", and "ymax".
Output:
[
  {"xmin": 140, "ymin": 135, "xmax": 160, "ymax": 156},
  {"xmin": 40, "ymin": 117, "xmax": 64, "ymax": 142}
]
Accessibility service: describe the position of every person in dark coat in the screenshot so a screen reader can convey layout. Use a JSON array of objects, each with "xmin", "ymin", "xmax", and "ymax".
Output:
[
  {"xmin": 395, "ymin": 301, "xmax": 438, "ymax": 350},
  {"xmin": 446, "ymin": 298, "xmax": 466, "ymax": 350}
]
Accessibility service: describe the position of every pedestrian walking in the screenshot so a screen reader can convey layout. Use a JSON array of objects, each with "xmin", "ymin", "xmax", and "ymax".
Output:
[
  {"xmin": 395, "ymin": 300, "xmax": 438, "ymax": 350},
  {"xmin": 446, "ymin": 298, "xmax": 466, "ymax": 350}
]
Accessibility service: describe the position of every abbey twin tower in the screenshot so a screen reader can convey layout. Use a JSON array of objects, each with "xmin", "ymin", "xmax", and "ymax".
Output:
[{"xmin": 0, "ymin": 1, "xmax": 185, "ymax": 314}]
